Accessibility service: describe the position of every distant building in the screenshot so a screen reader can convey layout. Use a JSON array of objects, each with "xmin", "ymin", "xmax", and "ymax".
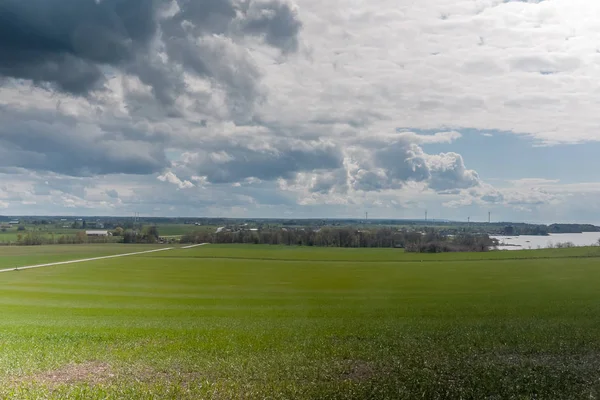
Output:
[
  {"xmin": 9, "ymin": 220, "xmax": 19, "ymax": 225},
  {"xmin": 215, "ymin": 227, "xmax": 225, "ymax": 233},
  {"xmin": 86, "ymin": 230, "xmax": 110, "ymax": 237}
]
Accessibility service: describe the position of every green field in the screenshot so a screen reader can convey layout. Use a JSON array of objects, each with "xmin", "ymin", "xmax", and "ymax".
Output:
[
  {"xmin": 155, "ymin": 224, "xmax": 217, "ymax": 237},
  {"xmin": 0, "ymin": 227, "xmax": 81, "ymax": 242},
  {"xmin": 0, "ymin": 245, "xmax": 599, "ymax": 399},
  {"xmin": 0, "ymin": 244, "xmax": 168, "ymax": 269}
]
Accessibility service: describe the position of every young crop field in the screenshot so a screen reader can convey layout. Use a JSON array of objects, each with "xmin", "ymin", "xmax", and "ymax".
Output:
[
  {"xmin": 155, "ymin": 224, "xmax": 217, "ymax": 236},
  {"xmin": 0, "ymin": 244, "xmax": 599, "ymax": 399},
  {"xmin": 0, "ymin": 244, "xmax": 167, "ymax": 270}
]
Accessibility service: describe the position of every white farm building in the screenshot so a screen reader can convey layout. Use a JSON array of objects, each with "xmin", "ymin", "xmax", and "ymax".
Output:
[{"xmin": 86, "ymin": 230, "xmax": 111, "ymax": 237}]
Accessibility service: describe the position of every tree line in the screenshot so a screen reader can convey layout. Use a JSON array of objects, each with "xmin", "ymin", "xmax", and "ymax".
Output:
[
  {"xmin": 180, "ymin": 227, "xmax": 496, "ymax": 252},
  {"xmin": 2, "ymin": 226, "xmax": 160, "ymax": 246},
  {"xmin": 5, "ymin": 232, "xmax": 114, "ymax": 246}
]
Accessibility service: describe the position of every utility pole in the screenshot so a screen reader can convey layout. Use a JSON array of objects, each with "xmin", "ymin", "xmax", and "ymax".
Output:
[
  {"xmin": 133, "ymin": 212, "xmax": 140, "ymax": 233},
  {"xmin": 488, "ymin": 211, "xmax": 491, "ymax": 224},
  {"xmin": 425, "ymin": 210, "xmax": 428, "ymax": 222}
]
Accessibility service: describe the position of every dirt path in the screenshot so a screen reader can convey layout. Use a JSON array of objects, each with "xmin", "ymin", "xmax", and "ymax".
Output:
[{"xmin": 180, "ymin": 243, "xmax": 209, "ymax": 249}]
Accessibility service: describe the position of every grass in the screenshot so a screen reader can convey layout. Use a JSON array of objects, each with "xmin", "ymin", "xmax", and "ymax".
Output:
[
  {"xmin": 0, "ymin": 245, "xmax": 599, "ymax": 399},
  {"xmin": 163, "ymin": 243, "xmax": 600, "ymax": 262},
  {"xmin": 154, "ymin": 224, "xmax": 216, "ymax": 236},
  {"xmin": 0, "ymin": 244, "xmax": 167, "ymax": 269}
]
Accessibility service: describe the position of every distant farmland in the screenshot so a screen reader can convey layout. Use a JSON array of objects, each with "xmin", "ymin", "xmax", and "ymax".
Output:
[
  {"xmin": 0, "ymin": 244, "xmax": 599, "ymax": 399},
  {"xmin": 0, "ymin": 223, "xmax": 218, "ymax": 244}
]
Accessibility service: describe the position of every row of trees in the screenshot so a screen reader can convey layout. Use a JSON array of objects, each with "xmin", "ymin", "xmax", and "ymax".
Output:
[
  {"xmin": 11, "ymin": 232, "xmax": 113, "ymax": 246},
  {"xmin": 6, "ymin": 224, "xmax": 495, "ymax": 252},
  {"xmin": 5, "ymin": 226, "xmax": 160, "ymax": 246},
  {"xmin": 122, "ymin": 226, "xmax": 160, "ymax": 244},
  {"xmin": 500, "ymin": 223, "xmax": 600, "ymax": 236},
  {"xmin": 181, "ymin": 227, "xmax": 496, "ymax": 252}
]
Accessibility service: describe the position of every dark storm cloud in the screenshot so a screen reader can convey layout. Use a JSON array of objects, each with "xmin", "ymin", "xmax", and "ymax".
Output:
[
  {"xmin": 33, "ymin": 177, "xmax": 91, "ymax": 198},
  {"xmin": 0, "ymin": 107, "xmax": 168, "ymax": 176},
  {"xmin": 242, "ymin": 0, "xmax": 302, "ymax": 52},
  {"xmin": 182, "ymin": 140, "xmax": 343, "ymax": 184},
  {"xmin": 163, "ymin": 0, "xmax": 238, "ymax": 36},
  {"xmin": 162, "ymin": 33, "xmax": 264, "ymax": 118},
  {"xmin": 375, "ymin": 142, "xmax": 430, "ymax": 183},
  {"xmin": 106, "ymin": 189, "xmax": 120, "ymax": 198},
  {"xmin": 308, "ymin": 169, "xmax": 348, "ymax": 194},
  {"xmin": 0, "ymin": 0, "xmax": 305, "ymax": 180},
  {"xmin": 0, "ymin": 0, "xmax": 302, "ymax": 109},
  {"xmin": 0, "ymin": 0, "xmax": 161, "ymax": 93},
  {"xmin": 349, "ymin": 140, "xmax": 431, "ymax": 191}
]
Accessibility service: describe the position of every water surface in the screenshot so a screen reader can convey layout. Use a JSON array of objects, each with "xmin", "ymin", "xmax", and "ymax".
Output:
[{"xmin": 491, "ymin": 232, "xmax": 600, "ymax": 250}]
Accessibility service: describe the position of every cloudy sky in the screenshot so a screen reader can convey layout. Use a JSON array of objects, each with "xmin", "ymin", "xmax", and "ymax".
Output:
[{"xmin": 1, "ymin": 0, "xmax": 599, "ymax": 223}]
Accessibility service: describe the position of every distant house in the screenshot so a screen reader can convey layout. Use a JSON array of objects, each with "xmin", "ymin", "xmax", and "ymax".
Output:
[
  {"xmin": 86, "ymin": 230, "xmax": 111, "ymax": 237},
  {"xmin": 9, "ymin": 220, "xmax": 19, "ymax": 225}
]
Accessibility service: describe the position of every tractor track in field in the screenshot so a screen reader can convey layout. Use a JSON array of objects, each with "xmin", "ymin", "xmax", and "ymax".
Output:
[{"xmin": 180, "ymin": 243, "xmax": 209, "ymax": 249}]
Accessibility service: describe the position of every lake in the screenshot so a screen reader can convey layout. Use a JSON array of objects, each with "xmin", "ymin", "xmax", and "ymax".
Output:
[{"xmin": 491, "ymin": 232, "xmax": 600, "ymax": 250}]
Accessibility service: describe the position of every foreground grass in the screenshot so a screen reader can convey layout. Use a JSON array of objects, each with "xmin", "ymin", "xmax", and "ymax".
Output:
[{"xmin": 0, "ymin": 245, "xmax": 599, "ymax": 399}]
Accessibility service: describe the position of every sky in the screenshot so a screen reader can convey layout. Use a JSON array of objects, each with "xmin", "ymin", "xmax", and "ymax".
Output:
[{"xmin": 0, "ymin": 0, "xmax": 599, "ymax": 224}]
